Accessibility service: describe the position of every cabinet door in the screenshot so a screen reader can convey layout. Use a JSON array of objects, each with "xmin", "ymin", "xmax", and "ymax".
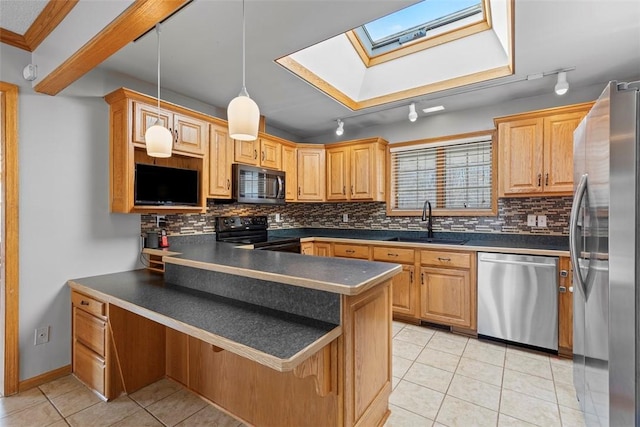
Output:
[
  {"xmin": 300, "ymin": 242, "xmax": 314, "ymax": 255},
  {"xmin": 558, "ymin": 257, "xmax": 573, "ymax": 356},
  {"xmin": 326, "ymin": 147, "xmax": 349, "ymax": 201},
  {"xmin": 297, "ymin": 148, "xmax": 325, "ymax": 201},
  {"xmin": 498, "ymin": 118, "xmax": 544, "ymax": 196},
  {"xmin": 314, "ymin": 242, "xmax": 332, "ymax": 257},
  {"xmin": 133, "ymin": 101, "xmax": 172, "ymax": 146},
  {"xmin": 234, "ymin": 139, "xmax": 259, "ymax": 165},
  {"xmin": 391, "ymin": 265, "xmax": 415, "ymax": 317},
  {"xmin": 173, "ymin": 113, "xmax": 207, "ymax": 155},
  {"xmin": 282, "ymin": 145, "xmax": 298, "ymax": 201},
  {"xmin": 350, "ymin": 144, "xmax": 375, "ymax": 200},
  {"xmin": 208, "ymin": 125, "xmax": 233, "ymax": 198},
  {"xmin": 420, "ymin": 267, "xmax": 471, "ymax": 328},
  {"xmin": 543, "ymin": 111, "xmax": 585, "ymax": 194},
  {"xmin": 260, "ymin": 138, "xmax": 281, "ymax": 170}
]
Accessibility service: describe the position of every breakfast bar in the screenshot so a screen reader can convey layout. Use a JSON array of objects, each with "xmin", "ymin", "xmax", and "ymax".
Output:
[{"xmin": 68, "ymin": 242, "xmax": 402, "ymax": 427}]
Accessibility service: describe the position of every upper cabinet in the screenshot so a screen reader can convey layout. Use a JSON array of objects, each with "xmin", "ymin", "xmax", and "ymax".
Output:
[
  {"xmin": 496, "ymin": 103, "xmax": 592, "ymax": 197},
  {"xmin": 297, "ymin": 146, "xmax": 326, "ymax": 202},
  {"xmin": 282, "ymin": 143, "xmax": 298, "ymax": 201},
  {"xmin": 234, "ymin": 138, "xmax": 282, "ymax": 170},
  {"xmin": 208, "ymin": 123, "xmax": 234, "ymax": 199},
  {"xmin": 105, "ymin": 88, "xmax": 207, "ymax": 214},
  {"xmin": 133, "ymin": 101, "xmax": 207, "ymax": 157},
  {"xmin": 326, "ymin": 138, "xmax": 387, "ymax": 202}
]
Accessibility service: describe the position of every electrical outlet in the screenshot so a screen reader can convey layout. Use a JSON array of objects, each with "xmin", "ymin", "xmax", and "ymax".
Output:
[
  {"xmin": 156, "ymin": 215, "xmax": 167, "ymax": 228},
  {"xmin": 34, "ymin": 326, "xmax": 49, "ymax": 345},
  {"xmin": 538, "ymin": 215, "xmax": 547, "ymax": 228},
  {"xmin": 527, "ymin": 214, "xmax": 537, "ymax": 227},
  {"xmin": 275, "ymin": 213, "xmax": 281, "ymax": 222},
  {"xmin": 342, "ymin": 214, "xmax": 349, "ymax": 223}
]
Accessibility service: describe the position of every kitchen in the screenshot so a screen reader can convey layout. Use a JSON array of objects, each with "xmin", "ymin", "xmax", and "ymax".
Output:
[{"xmin": 1, "ymin": 0, "xmax": 639, "ymax": 426}]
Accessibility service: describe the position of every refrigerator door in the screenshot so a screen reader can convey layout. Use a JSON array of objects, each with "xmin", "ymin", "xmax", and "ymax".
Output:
[{"xmin": 607, "ymin": 82, "xmax": 639, "ymax": 426}]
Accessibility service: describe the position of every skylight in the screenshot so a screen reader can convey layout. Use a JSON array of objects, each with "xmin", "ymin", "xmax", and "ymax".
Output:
[{"xmin": 363, "ymin": 0, "xmax": 482, "ymax": 47}]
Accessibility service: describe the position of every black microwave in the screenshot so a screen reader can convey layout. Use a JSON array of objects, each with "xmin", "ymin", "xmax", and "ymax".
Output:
[{"xmin": 232, "ymin": 164, "xmax": 285, "ymax": 204}]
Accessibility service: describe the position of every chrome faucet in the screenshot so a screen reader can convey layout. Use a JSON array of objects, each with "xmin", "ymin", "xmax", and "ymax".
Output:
[{"xmin": 422, "ymin": 200, "xmax": 434, "ymax": 238}]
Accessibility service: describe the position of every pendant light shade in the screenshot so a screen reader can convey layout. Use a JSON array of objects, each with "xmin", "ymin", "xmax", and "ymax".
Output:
[
  {"xmin": 145, "ymin": 123, "xmax": 173, "ymax": 157},
  {"xmin": 228, "ymin": 87, "xmax": 260, "ymax": 141},
  {"xmin": 228, "ymin": 0, "xmax": 259, "ymax": 141},
  {"xmin": 146, "ymin": 24, "xmax": 172, "ymax": 157}
]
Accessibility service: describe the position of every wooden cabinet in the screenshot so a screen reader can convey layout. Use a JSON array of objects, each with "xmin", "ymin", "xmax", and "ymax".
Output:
[
  {"xmin": 558, "ymin": 257, "xmax": 573, "ymax": 357},
  {"xmin": 496, "ymin": 103, "xmax": 591, "ymax": 197},
  {"xmin": 373, "ymin": 247, "xmax": 417, "ymax": 318},
  {"xmin": 234, "ymin": 138, "xmax": 281, "ymax": 170},
  {"xmin": 282, "ymin": 144, "xmax": 298, "ymax": 201},
  {"xmin": 300, "ymin": 242, "xmax": 314, "ymax": 255},
  {"xmin": 105, "ymin": 88, "xmax": 207, "ymax": 213},
  {"xmin": 297, "ymin": 147, "xmax": 326, "ymax": 202},
  {"xmin": 314, "ymin": 242, "xmax": 332, "ymax": 257},
  {"xmin": 419, "ymin": 249, "xmax": 476, "ymax": 330},
  {"xmin": 133, "ymin": 101, "xmax": 207, "ymax": 156},
  {"xmin": 208, "ymin": 123, "xmax": 234, "ymax": 198},
  {"xmin": 326, "ymin": 139, "xmax": 386, "ymax": 202}
]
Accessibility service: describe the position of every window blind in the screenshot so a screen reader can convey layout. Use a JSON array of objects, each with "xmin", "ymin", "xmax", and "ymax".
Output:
[{"xmin": 390, "ymin": 138, "xmax": 493, "ymax": 211}]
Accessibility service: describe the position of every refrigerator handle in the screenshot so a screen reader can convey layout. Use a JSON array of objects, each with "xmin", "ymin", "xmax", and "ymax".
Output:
[{"xmin": 569, "ymin": 173, "xmax": 588, "ymax": 295}]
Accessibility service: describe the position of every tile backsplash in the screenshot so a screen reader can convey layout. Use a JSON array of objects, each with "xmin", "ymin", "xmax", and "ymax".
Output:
[{"xmin": 141, "ymin": 196, "xmax": 572, "ymax": 236}]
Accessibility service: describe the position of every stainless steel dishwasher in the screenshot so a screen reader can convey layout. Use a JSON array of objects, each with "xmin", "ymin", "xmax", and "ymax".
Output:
[{"xmin": 477, "ymin": 252, "xmax": 558, "ymax": 351}]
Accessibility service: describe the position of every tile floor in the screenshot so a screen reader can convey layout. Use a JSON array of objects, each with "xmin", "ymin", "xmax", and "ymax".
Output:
[{"xmin": 0, "ymin": 322, "xmax": 586, "ymax": 427}]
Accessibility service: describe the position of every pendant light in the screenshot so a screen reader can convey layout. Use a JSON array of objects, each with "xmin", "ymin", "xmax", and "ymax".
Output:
[
  {"xmin": 145, "ymin": 24, "xmax": 172, "ymax": 158},
  {"xmin": 227, "ymin": 0, "xmax": 260, "ymax": 141}
]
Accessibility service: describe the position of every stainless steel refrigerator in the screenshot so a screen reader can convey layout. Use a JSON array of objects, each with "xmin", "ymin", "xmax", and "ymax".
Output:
[{"xmin": 571, "ymin": 81, "xmax": 639, "ymax": 426}]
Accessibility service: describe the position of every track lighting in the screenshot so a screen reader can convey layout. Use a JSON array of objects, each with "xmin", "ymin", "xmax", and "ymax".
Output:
[
  {"xmin": 408, "ymin": 103, "xmax": 418, "ymax": 122},
  {"xmin": 555, "ymin": 71, "xmax": 569, "ymax": 95},
  {"xmin": 336, "ymin": 119, "xmax": 344, "ymax": 136}
]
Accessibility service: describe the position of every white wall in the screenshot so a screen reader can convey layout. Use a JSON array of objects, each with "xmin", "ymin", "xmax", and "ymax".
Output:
[{"xmin": 1, "ymin": 44, "xmax": 141, "ymax": 380}]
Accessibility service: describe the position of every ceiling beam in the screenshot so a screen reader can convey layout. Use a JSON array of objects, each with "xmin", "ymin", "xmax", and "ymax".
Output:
[
  {"xmin": 0, "ymin": 0, "xmax": 78, "ymax": 52},
  {"xmin": 34, "ymin": 0, "xmax": 189, "ymax": 96}
]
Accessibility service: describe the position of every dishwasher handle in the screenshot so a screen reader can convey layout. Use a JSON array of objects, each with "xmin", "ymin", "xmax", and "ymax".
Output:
[{"xmin": 478, "ymin": 257, "xmax": 557, "ymax": 268}]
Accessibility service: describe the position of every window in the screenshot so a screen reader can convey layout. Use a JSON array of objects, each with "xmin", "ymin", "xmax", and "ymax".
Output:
[
  {"xmin": 353, "ymin": 0, "xmax": 484, "ymax": 60},
  {"xmin": 389, "ymin": 133, "xmax": 495, "ymax": 216}
]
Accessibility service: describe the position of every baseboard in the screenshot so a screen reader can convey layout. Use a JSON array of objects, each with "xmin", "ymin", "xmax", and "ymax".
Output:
[{"xmin": 19, "ymin": 365, "xmax": 72, "ymax": 392}]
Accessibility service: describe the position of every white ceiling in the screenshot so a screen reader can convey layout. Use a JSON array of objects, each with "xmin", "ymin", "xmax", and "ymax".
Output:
[
  {"xmin": 3, "ymin": 0, "xmax": 640, "ymax": 141},
  {"xmin": 0, "ymin": 0, "xmax": 47, "ymax": 34}
]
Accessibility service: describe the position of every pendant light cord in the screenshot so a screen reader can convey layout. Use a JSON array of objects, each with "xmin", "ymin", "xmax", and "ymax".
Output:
[
  {"xmin": 241, "ymin": 0, "xmax": 246, "ymax": 93},
  {"xmin": 156, "ymin": 24, "xmax": 161, "ymax": 120}
]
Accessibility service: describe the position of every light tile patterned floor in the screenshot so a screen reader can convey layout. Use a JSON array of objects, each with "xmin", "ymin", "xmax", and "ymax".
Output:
[
  {"xmin": 386, "ymin": 321, "xmax": 585, "ymax": 427},
  {"xmin": 0, "ymin": 322, "xmax": 585, "ymax": 427}
]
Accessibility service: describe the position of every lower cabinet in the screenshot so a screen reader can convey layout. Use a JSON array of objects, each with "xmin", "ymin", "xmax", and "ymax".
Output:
[
  {"xmin": 419, "ymin": 249, "xmax": 476, "ymax": 330},
  {"xmin": 314, "ymin": 242, "xmax": 332, "ymax": 257},
  {"xmin": 333, "ymin": 243, "xmax": 369, "ymax": 260},
  {"xmin": 372, "ymin": 246, "xmax": 417, "ymax": 318}
]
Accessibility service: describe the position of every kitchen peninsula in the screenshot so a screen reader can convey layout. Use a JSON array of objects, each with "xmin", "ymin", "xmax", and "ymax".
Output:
[{"xmin": 68, "ymin": 241, "xmax": 402, "ymax": 427}]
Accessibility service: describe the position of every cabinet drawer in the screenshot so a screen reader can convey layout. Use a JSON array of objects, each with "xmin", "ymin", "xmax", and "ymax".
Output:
[
  {"xmin": 420, "ymin": 250, "xmax": 471, "ymax": 269},
  {"xmin": 333, "ymin": 244, "xmax": 369, "ymax": 259},
  {"xmin": 74, "ymin": 308, "xmax": 106, "ymax": 357},
  {"xmin": 72, "ymin": 292, "xmax": 105, "ymax": 317},
  {"xmin": 372, "ymin": 247, "xmax": 415, "ymax": 264},
  {"xmin": 73, "ymin": 341, "xmax": 105, "ymax": 396}
]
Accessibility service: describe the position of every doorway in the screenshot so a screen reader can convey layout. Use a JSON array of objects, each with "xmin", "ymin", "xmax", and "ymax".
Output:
[{"xmin": 0, "ymin": 82, "xmax": 19, "ymax": 397}]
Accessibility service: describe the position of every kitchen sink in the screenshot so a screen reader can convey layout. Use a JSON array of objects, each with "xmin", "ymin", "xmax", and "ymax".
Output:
[{"xmin": 384, "ymin": 237, "xmax": 467, "ymax": 245}]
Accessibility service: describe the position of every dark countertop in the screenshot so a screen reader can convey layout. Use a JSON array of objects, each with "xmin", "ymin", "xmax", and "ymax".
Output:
[
  {"xmin": 164, "ymin": 241, "xmax": 403, "ymax": 295},
  {"xmin": 68, "ymin": 269, "xmax": 341, "ymax": 370}
]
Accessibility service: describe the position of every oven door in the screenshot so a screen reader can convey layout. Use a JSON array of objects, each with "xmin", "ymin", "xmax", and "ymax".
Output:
[{"xmin": 233, "ymin": 164, "xmax": 285, "ymax": 204}]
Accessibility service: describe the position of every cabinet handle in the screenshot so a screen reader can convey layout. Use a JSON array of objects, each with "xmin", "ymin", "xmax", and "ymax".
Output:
[
  {"xmin": 343, "ymin": 185, "xmax": 346, "ymax": 195},
  {"xmin": 174, "ymin": 129, "xmax": 178, "ymax": 143},
  {"xmin": 537, "ymin": 173, "xmax": 542, "ymax": 187},
  {"xmin": 387, "ymin": 252, "xmax": 398, "ymax": 257},
  {"xmin": 421, "ymin": 272, "xmax": 425, "ymax": 285},
  {"xmin": 410, "ymin": 271, "xmax": 413, "ymax": 283},
  {"xmin": 346, "ymin": 249, "xmax": 355, "ymax": 254},
  {"xmin": 298, "ymin": 187, "xmax": 301, "ymax": 196},
  {"xmin": 437, "ymin": 257, "xmax": 451, "ymax": 262},
  {"xmin": 261, "ymin": 151, "xmax": 265, "ymax": 161},
  {"xmin": 254, "ymin": 149, "xmax": 258, "ymax": 159},
  {"xmin": 80, "ymin": 300, "xmax": 89, "ymax": 306},
  {"xmin": 545, "ymin": 173, "xmax": 549, "ymax": 186},
  {"xmin": 226, "ymin": 179, "xmax": 230, "ymax": 190},
  {"xmin": 351, "ymin": 185, "xmax": 354, "ymax": 195}
]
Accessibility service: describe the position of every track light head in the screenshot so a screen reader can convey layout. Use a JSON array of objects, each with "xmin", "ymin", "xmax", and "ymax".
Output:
[
  {"xmin": 555, "ymin": 71, "xmax": 569, "ymax": 95},
  {"xmin": 408, "ymin": 103, "xmax": 418, "ymax": 122},
  {"xmin": 336, "ymin": 119, "xmax": 344, "ymax": 136}
]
